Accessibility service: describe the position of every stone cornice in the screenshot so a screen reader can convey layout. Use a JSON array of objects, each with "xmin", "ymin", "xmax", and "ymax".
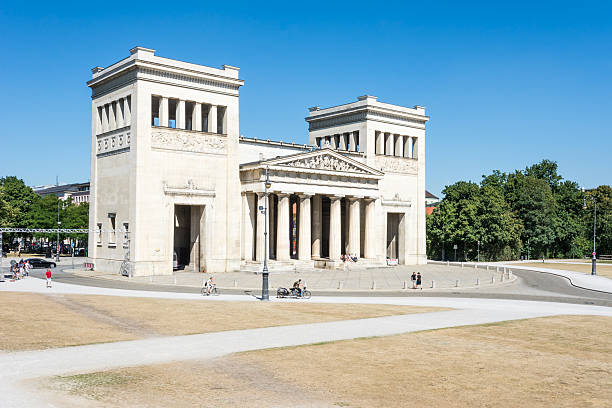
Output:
[{"xmin": 306, "ymin": 106, "xmax": 428, "ymax": 131}]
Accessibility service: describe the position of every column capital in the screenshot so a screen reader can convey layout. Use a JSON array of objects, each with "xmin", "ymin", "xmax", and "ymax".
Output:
[
  {"xmin": 330, "ymin": 194, "xmax": 345, "ymax": 200},
  {"xmin": 348, "ymin": 196, "xmax": 364, "ymax": 201},
  {"xmin": 276, "ymin": 191, "xmax": 292, "ymax": 197},
  {"xmin": 297, "ymin": 193, "xmax": 314, "ymax": 198}
]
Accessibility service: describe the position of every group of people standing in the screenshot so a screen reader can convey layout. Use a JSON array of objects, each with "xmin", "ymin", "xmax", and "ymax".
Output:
[
  {"xmin": 9, "ymin": 259, "xmax": 31, "ymax": 280},
  {"xmin": 411, "ymin": 272, "xmax": 422, "ymax": 289}
]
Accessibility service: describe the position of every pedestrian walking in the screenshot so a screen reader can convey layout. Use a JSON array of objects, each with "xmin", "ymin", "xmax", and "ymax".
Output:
[
  {"xmin": 416, "ymin": 272, "xmax": 422, "ymax": 290},
  {"xmin": 411, "ymin": 272, "xmax": 417, "ymax": 289},
  {"xmin": 45, "ymin": 268, "xmax": 52, "ymax": 288}
]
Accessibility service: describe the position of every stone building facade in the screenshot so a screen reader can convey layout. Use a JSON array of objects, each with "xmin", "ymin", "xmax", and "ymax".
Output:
[{"xmin": 88, "ymin": 47, "xmax": 429, "ymax": 276}]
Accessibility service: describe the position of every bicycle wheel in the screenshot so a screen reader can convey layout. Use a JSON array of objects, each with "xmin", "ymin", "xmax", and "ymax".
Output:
[
  {"xmin": 201, "ymin": 287, "xmax": 208, "ymax": 296},
  {"xmin": 212, "ymin": 287, "xmax": 219, "ymax": 295},
  {"xmin": 302, "ymin": 290, "xmax": 311, "ymax": 299}
]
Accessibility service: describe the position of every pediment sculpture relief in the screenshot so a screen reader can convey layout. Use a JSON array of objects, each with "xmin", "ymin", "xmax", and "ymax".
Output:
[{"xmin": 282, "ymin": 154, "xmax": 367, "ymax": 174}]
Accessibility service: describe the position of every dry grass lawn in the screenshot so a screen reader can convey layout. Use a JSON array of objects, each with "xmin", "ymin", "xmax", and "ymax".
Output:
[
  {"xmin": 0, "ymin": 292, "xmax": 442, "ymax": 351},
  {"xmin": 45, "ymin": 315, "xmax": 612, "ymax": 408},
  {"xmin": 519, "ymin": 262, "xmax": 612, "ymax": 278}
]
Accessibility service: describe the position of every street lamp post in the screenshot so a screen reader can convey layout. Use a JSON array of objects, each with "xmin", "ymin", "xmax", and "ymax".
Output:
[
  {"xmin": 261, "ymin": 167, "xmax": 272, "ymax": 300},
  {"xmin": 56, "ymin": 200, "xmax": 61, "ymax": 262},
  {"xmin": 582, "ymin": 188, "xmax": 597, "ymax": 276},
  {"xmin": 441, "ymin": 205, "xmax": 446, "ymax": 261},
  {"xmin": 477, "ymin": 239, "xmax": 480, "ymax": 263}
]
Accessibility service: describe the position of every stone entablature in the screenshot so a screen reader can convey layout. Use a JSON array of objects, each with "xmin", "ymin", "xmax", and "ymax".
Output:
[
  {"xmin": 96, "ymin": 127, "xmax": 131, "ymax": 157},
  {"xmin": 151, "ymin": 128, "xmax": 226, "ymax": 154},
  {"xmin": 306, "ymin": 96, "xmax": 428, "ymax": 132},
  {"xmin": 88, "ymin": 47, "xmax": 243, "ymax": 99}
]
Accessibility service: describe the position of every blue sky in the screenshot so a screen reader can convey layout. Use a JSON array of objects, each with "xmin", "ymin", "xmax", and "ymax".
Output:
[{"xmin": 0, "ymin": 1, "xmax": 610, "ymax": 196}]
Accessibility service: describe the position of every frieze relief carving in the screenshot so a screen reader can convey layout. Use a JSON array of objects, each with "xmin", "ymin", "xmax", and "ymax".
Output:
[
  {"xmin": 281, "ymin": 154, "xmax": 367, "ymax": 174},
  {"xmin": 375, "ymin": 156, "xmax": 418, "ymax": 174},
  {"xmin": 97, "ymin": 131, "xmax": 131, "ymax": 156},
  {"xmin": 151, "ymin": 128, "xmax": 226, "ymax": 153}
]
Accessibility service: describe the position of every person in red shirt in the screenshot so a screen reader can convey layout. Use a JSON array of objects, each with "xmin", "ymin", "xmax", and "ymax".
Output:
[{"xmin": 45, "ymin": 269, "xmax": 52, "ymax": 288}]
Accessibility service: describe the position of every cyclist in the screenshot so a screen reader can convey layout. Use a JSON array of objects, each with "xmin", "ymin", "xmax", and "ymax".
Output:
[
  {"xmin": 205, "ymin": 276, "xmax": 215, "ymax": 295},
  {"xmin": 293, "ymin": 279, "xmax": 302, "ymax": 297}
]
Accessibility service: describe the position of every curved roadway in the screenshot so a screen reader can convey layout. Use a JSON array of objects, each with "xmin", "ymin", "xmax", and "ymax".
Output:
[{"xmin": 26, "ymin": 263, "xmax": 612, "ymax": 307}]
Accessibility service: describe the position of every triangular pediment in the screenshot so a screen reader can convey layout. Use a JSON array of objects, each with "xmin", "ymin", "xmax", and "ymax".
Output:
[{"xmin": 261, "ymin": 148, "xmax": 383, "ymax": 176}]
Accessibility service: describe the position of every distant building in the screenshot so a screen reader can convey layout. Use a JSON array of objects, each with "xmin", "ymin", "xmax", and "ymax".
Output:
[
  {"xmin": 32, "ymin": 182, "xmax": 90, "ymax": 205},
  {"xmin": 425, "ymin": 190, "xmax": 439, "ymax": 215}
]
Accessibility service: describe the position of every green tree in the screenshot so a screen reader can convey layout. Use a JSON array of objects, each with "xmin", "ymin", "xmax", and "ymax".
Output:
[{"xmin": 477, "ymin": 184, "xmax": 522, "ymax": 261}]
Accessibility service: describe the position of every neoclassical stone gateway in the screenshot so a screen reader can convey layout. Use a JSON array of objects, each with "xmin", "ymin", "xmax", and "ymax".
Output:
[{"xmin": 88, "ymin": 47, "xmax": 429, "ymax": 276}]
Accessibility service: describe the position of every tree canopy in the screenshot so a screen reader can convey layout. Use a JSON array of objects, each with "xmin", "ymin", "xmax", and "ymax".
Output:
[{"xmin": 427, "ymin": 160, "xmax": 610, "ymax": 261}]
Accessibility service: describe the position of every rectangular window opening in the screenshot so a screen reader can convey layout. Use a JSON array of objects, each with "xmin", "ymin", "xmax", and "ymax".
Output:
[
  {"xmin": 151, "ymin": 96, "xmax": 160, "ymax": 126},
  {"xmin": 217, "ymin": 106, "xmax": 226, "ymax": 134},
  {"xmin": 168, "ymin": 99, "xmax": 178, "ymax": 128}
]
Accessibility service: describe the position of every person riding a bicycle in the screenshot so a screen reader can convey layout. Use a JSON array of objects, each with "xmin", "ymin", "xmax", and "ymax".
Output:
[
  {"xmin": 205, "ymin": 276, "xmax": 215, "ymax": 295},
  {"xmin": 293, "ymin": 279, "xmax": 303, "ymax": 297}
]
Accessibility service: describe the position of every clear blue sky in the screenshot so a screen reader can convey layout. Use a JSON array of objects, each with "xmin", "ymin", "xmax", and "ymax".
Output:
[{"xmin": 1, "ymin": 1, "xmax": 610, "ymax": 197}]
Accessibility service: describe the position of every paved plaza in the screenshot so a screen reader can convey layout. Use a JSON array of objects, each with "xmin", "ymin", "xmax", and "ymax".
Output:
[{"xmin": 67, "ymin": 262, "xmax": 515, "ymax": 291}]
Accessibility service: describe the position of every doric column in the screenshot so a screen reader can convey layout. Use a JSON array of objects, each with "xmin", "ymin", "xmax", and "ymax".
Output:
[
  {"xmin": 256, "ymin": 192, "xmax": 268, "ymax": 262},
  {"xmin": 269, "ymin": 194, "xmax": 276, "ymax": 259},
  {"xmin": 298, "ymin": 194, "xmax": 312, "ymax": 260},
  {"xmin": 384, "ymin": 132, "xmax": 393, "ymax": 156},
  {"xmin": 116, "ymin": 98, "xmax": 124, "ymax": 128},
  {"xmin": 276, "ymin": 193, "xmax": 290, "ymax": 261},
  {"xmin": 403, "ymin": 136, "xmax": 410, "ymax": 158},
  {"xmin": 329, "ymin": 196, "xmax": 342, "ymax": 261},
  {"xmin": 349, "ymin": 131, "xmax": 357, "ymax": 152},
  {"xmin": 208, "ymin": 105, "xmax": 218, "ymax": 133},
  {"xmin": 109, "ymin": 101, "xmax": 116, "ymax": 130},
  {"xmin": 193, "ymin": 103, "xmax": 202, "ymax": 131},
  {"xmin": 395, "ymin": 135, "xmax": 404, "ymax": 157},
  {"xmin": 101, "ymin": 105, "xmax": 109, "ymax": 133},
  {"xmin": 364, "ymin": 198, "xmax": 377, "ymax": 258},
  {"xmin": 339, "ymin": 133, "xmax": 347, "ymax": 150},
  {"xmin": 348, "ymin": 198, "xmax": 361, "ymax": 257},
  {"xmin": 124, "ymin": 96, "xmax": 131, "ymax": 127},
  {"xmin": 312, "ymin": 195, "xmax": 322, "ymax": 257},
  {"xmin": 412, "ymin": 137, "xmax": 418, "ymax": 159},
  {"xmin": 160, "ymin": 97, "xmax": 169, "ymax": 127},
  {"xmin": 376, "ymin": 131, "xmax": 384, "ymax": 154},
  {"xmin": 242, "ymin": 193, "xmax": 255, "ymax": 261},
  {"xmin": 177, "ymin": 100, "xmax": 186, "ymax": 129},
  {"xmin": 406, "ymin": 137, "xmax": 413, "ymax": 158}
]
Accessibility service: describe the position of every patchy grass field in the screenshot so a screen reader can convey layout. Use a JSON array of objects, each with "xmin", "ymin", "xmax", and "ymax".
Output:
[
  {"xmin": 519, "ymin": 262, "xmax": 612, "ymax": 278},
  {"xmin": 45, "ymin": 315, "xmax": 612, "ymax": 408},
  {"xmin": 0, "ymin": 292, "xmax": 442, "ymax": 351}
]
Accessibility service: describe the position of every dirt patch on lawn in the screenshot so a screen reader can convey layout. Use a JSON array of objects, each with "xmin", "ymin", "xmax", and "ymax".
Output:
[
  {"xmin": 45, "ymin": 315, "xmax": 612, "ymax": 408},
  {"xmin": 0, "ymin": 292, "xmax": 443, "ymax": 351},
  {"xmin": 517, "ymin": 262, "xmax": 612, "ymax": 278}
]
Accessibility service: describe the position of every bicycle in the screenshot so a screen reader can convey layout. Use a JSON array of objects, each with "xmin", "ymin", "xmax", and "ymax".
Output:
[{"xmin": 201, "ymin": 284, "xmax": 219, "ymax": 296}]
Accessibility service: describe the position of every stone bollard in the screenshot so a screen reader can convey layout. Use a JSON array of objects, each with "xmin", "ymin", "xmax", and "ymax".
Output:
[
  {"xmin": 504, "ymin": 267, "xmax": 507, "ymax": 273},
  {"xmin": 431, "ymin": 280, "xmax": 435, "ymax": 288},
  {"xmin": 500, "ymin": 273, "xmax": 504, "ymax": 282},
  {"xmin": 149, "ymin": 275, "xmax": 153, "ymax": 283},
  {"xmin": 476, "ymin": 277, "xmax": 480, "ymax": 286},
  {"xmin": 403, "ymin": 280, "xmax": 408, "ymax": 290},
  {"xmin": 461, "ymin": 263, "xmax": 464, "ymax": 269},
  {"xmin": 496, "ymin": 266, "xmax": 499, "ymax": 272},
  {"xmin": 475, "ymin": 264, "xmax": 478, "ymax": 269},
  {"xmin": 509, "ymin": 270, "xmax": 513, "ymax": 278},
  {"xmin": 447, "ymin": 261, "xmax": 450, "ymax": 266},
  {"xmin": 491, "ymin": 275, "xmax": 495, "ymax": 284},
  {"xmin": 338, "ymin": 281, "xmax": 343, "ymax": 290},
  {"xmin": 455, "ymin": 279, "xmax": 459, "ymax": 287},
  {"xmin": 234, "ymin": 279, "xmax": 238, "ymax": 288},
  {"xmin": 173, "ymin": 275, "xmax": 177, "ymax": 285},
  {"xmin": 371, "ymin": 281, "xmax": 376, "ymax": 290},
  {"xmin": 486, "ymin": 265, "xmax": 489, "ymax": 271}
]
